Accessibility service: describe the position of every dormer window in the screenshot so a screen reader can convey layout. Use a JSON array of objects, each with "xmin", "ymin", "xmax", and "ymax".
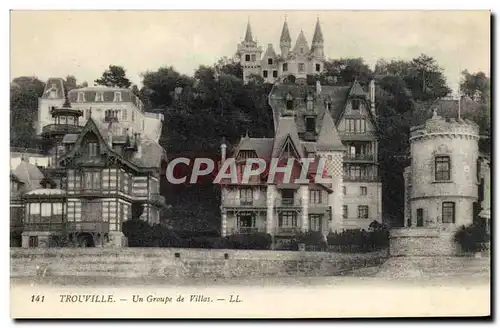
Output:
[
  {"xmin": 352, "ymin": 99, "xmax": 360, "ymax": 110},
  {"xmin": 268, "ymin": 58, "xmax": 273, "ymax": 65},
  {"xmin": 315, "ymin": 64, "xmax": 321, "ymax": 72},
  {"xmin": 113, "ymin": 91, "xmax": 122, "ymax": 102},
  {"xmin": 49, "ymin": 84, "xmax": 57, "ymax": 99},
  {"xmin": 286, "ymin": 94, "xmax": 294, "ymax": 110},
  {"xmin": 300, "ymin": 47, "xmax": 304, "ymax": 54},
  {"xmin": 326, "ymin": 102, "xmax": 332, "ymax": 110},
  {"xmin": 306, "ymin": 117, "xmax": 315, "ymax": 133},
  {"xmin": 298, "ymin": 63, "xmax": 305, "ymax": 73},
  {"xmin": 95, "ymin": 92, "xmax": 104, "ymax": 102},
  {"xmin": 77, "ymin": 92, "xmax": 85, "ymax": 102}
]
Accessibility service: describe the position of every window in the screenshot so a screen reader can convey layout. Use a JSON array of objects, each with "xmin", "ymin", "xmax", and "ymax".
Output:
[
  {"xmin": 352, "ymin": 99, "xmax": 360, "ymax": 110},
  {"xmin": 245, "ymin": 54, "xmax": 250, "ymax": 62},
  {"xmin": 29, "ymin": 236, "xmax": 38, "ymax": 248},
  {"xmin": 268, "ymin": 58, "xmax": 273, "ymax": 65},
  {"xmin": 442, "ymin": 202, "xmax": 455, "ymax": 223},
  {"xmin": 300, "ymin": 47, "xmax": 304, "ymax": 54},
  {"xmin": 342, "ymin": 205, "xmax": 348, "ymax": 219},
  {"xmin": 122, "ymin": 109, "xmax": 128, "ymax": 120},
  {"xmin": 279, "ymin": 211, "xmax": 297, "ymax": 227},
  {"xmin": 306, "ymin": 117, "xmax": 315, "ymax": 133},
  {"xmin": 286, "ymin": 94, "xmax": 293, "ymax": 110},
  {"xmin": 95, "ymin": 92, "xmax": 104, "ymax": 102},
  {"xmin": 237, "ymin": 150, "xmax": 256, "ymax": 160},
  {"xmin": 435, "ymin": 156, "xmax": 451, "ymax": 181},
  {"xmin": 273, "ymin": 70, "xmax": 278, "ymax": 78},
  {"xmin": 281, "ymin": 189, "xmax": 295, "ymax": 205},
  {"xmin": 114, "ymin": 91, "xmax": 122, "ymax": 102},
  {"xmin": 309, "ymin": 214, "xmax": 322, "ymax": 231},
  {"xmin": 309, "ymin": 190, "xmax": 322, "ymax": 204},
  {"xmin": 326, "ymin": 102, "xmax": 331, "ymax": 110},
  {"xmin": 343, "ymin": 186, "xmax": 346, "ymax": 195},
  {"xmin": 88, "ymin": 142, "xmax": 99, "ymax": 157},
  {"xmin": 282, "ymin": 63, "xmax": 288, "ymax": 72},
  {"xmin": 263, "ymin": 70, "xmax": 268, "ymax": 78},
  {"xmin": 416, "ymin": 208, "xmax": 424, "ymax": 227},
  {"xmin": 83, "ymin": 171, "xmax": 101, "ymax": 191},
  {"xmin": 132, "ymin": 111, "xmax": 135, "ymax": 122},
  {"xmin": 357, "ymin": 205, "xmax": 369, "ymax": 219},
  {"xmin": 345, "ymin": 119, "xmax": 366, "ymax": 133},
  {"xmin": 251, "ymin": 54, "xmax": 256, "ymax": 62},
  {"xmin": 77, "ymin": 92, "xmax": 85, "ymax": 102},
  {"xmin": 298, "ymin": 63, "xmax": 305, "ymax": 73},
  {"xmin": 306, "ymin": 95, "xmax": 314, "ymax": 111},
  {"xmin": 476, "ymin": 158, "xmax": 481, "ymax": 181},
  {"xmin": 41, "ymin": 203, "xmax": 52, "ymax": 218},
  {"xmin": 83, "ymin": 200, "xmax": 102, "ymax": 223},
  {"xmin": 315, "ymin": 63, "xmax": 321, "ymax": 72},
  {"xmin": 240, "ymin": 188, "xmax": 253, "ymax": 205},
  {"xmin": 360, "ymin": 186, "xmax": 367, "ymax": 195}
]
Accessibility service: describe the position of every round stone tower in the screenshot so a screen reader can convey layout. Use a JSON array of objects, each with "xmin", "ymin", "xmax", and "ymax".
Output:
[{"xmin": 408, "ymin": 109, "xmax": 480, "ymax": 230}]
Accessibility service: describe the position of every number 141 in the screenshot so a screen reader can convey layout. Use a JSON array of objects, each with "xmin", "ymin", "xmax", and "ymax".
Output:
[{"xmin": 31, "ymin": 295, "xmax": 45, "ymax": 302}]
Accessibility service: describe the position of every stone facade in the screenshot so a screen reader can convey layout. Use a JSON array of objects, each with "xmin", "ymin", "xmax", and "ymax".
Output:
[{"xmin": 236, "ymin": 19, "xmax": 325, "ymax": 84}]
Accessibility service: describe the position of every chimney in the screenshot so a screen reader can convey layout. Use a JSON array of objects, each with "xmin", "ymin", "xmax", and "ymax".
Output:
[{"xmin": 369, "ymin": 79, "xmax": 376, "ymax": 116}]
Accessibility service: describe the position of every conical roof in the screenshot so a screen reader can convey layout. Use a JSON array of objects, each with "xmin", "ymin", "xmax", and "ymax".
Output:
[
  {"xmin": 263, "ymin": 43, "xmax": 277, "ymax": 59},
  {"xmin": 312, "ymin": 18, "xmax": 324, "ymax": 44},
  {"xmin": 12, "ymin": 158, "xmax": 44, "ymax": 191},
  {"xmin": 280, "ymin": 20, "xmax": 291, "ymax": 43},
  {"xmin": 316, "ymin": 110, "xmax": 345, "ymax": 152}
]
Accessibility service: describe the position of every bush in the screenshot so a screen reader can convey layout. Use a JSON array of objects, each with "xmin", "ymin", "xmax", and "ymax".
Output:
[
  {"xmin": 454, "ymin": 223, "xmax": 487, "ymax": 253},
  {"xmin": 292, "ymin": 231, "xmax": 327, "ymax": 251},
  {"xmin": 225, "ymin": 232, "xmax": 272, "ymax": 250},
  {"xmin": 327, "ymin": 227, "xmax": 389, "ymax": 253}
]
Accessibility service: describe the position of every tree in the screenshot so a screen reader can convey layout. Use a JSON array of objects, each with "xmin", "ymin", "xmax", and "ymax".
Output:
[
  {"xmin": 95, "ymin": 65, "xmax": 132, "ymax": 88},
  {"xmin": 460, "ymin": 70, "xmax": 490, "ymax": 104},
  {"xmin": 10, "ymin": 76, "xmax": 45, "ymax": 148},
  {"xmin": 323, "ymin": 57, "xmax": 374, "ymax": 85}
]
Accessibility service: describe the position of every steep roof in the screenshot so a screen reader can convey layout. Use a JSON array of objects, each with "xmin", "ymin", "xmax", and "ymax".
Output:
[
  {"xmin": 12, "ymin": 159, "xmax": 44, "ymax": 191},
  {"xmin": 316, "ymin": 110, "xmax": 345, "ymax": 152},
  {"xmin": 236, "ymin": 137, "xmax": 274, "ymax": 160},
  {"xmin": 280, "ymin": 20, "xmax": 291, "ymax": 43},
  {"xmin": 263, "ymin": 43, "xmax": 277, "ymax": 59},
  {"xmin": 244, "ymin": 21, "xmax": 253, "ymax": 42},
  {"xmin": 41, "ymin": 77, "xmax": 65, "ymax": 99},
  {"xmin": 311, "ymin": 19, "xmax": 324, "ymax": 44},
  {"xmin": 272, "ymin": 116, "xmax": 304, "ymax": 158},
  {"xmin": 268, "ymin": 83, "xmax": 351, "ymax": 133},
  {"xmin": 348, "ymin": 80, "xmax": 367, "ymax": 97},
  {"xmin": 292, "ymin": 30, "xmax": 310, "ymax": 55}
]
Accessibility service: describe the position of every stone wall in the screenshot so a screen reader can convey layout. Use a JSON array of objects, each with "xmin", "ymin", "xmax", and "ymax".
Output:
[
  {"xmin": 10, "ymin": 248, "xmax": 387, "ymax": 279},
  {"xmin": 390, "ymin": 228, "xmax": 459, "ymax": 256}
]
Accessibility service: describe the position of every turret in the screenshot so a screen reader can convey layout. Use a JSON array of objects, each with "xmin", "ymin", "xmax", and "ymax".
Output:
[
  {"xmin": 236, "ymin": 20, "xmax": 263, "ymax": 83},
  {"xmin": 311, "ymin": 18, "xmax": 324, "ymax": 58}
]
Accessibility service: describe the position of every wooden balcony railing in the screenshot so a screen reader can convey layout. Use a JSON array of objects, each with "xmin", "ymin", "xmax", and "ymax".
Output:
[
  {"xmin": 275, "ymin": 198, "xmax": 302, "ymax": 207},
  {"xmin": 343, "ymin": 154, "xmax": 375, "ymax": 161},
  {"xmin": 41, "ymin": 124, "xmax": 83, "ymax": 136},
  {"xmin": 231, "ymin": 227, "xmax": 263, "ymax": 234},
  {"xmin": 343, "ymin": 175, "xmax": 380, "ymax": 182},
  {"xmin": 223, "ymin": 198, "xmax": 266, "ymax": 207},
  {"xmin": 276, "ymin": 227, "xmax": 301, "ymax": 235}
]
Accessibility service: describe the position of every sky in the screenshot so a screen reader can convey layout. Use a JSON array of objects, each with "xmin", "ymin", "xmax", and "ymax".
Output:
[{"xmin": 10, "ymin": 10, "xmax": 490, "ymax": 93}]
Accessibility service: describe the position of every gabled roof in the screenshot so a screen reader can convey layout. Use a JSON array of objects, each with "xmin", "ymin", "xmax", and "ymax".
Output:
[
  {"xmin": 272, "ymin": 116, "xmax": 304, "ymax": 158},
  {"xmin": 280, "ymin": 20, "xmax": 291, "ymax": 43},
  {"xmin": 263, "ymin": 43, "xmax": 277, "ymax": 59},
  {"xmin": 244, "ymin": 21, "xmax": 253, "ymax": 42},
  {"xmin": 292, "ymin": 30, "xmax": 310, "ymax": 55},
  {"xmin": 348, "ymin": 80, "xmax": 367, "ymax": 98},
  {"xmin": 316, "ymin": 110, "xmax": 345, "ymax": 152},
  {"xmin": 235, "ymin": 137, "xmax": 274, "ymax": 160},
  {"xmin": 311, "ymin": 19, "xmax": 323, "ymax": 44}
]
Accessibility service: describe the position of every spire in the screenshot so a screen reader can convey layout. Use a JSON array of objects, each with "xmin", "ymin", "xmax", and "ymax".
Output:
[
  {"xmin": 244, "ymin": 20, "xmax": 253, "ymax": 42},
  {"xmin": 312, "ymin": 17, "xmax": 324, "ymax": 44},
  {"xmin": 280, "ymin": 19, "xmax": 291, "ymax": 43},
  {"xmin": 317, "ymin": 111, "xmax": 345, "ymax": 152}
]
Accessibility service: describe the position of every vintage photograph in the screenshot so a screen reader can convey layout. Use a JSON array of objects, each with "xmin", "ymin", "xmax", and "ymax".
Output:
[{"xmin": 9, "ymin": 10, "xmax": 491, "ymax": 318}]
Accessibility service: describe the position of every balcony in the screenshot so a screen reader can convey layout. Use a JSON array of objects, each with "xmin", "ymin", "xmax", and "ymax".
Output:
[
  {"xmin": 343, "ymin": 175, "xmax": 380, "ymax": 182},
  {"xmin": 339, "ymin": 131, "xmax": 376, "ymax": 141},
  {"xmin": 275, "ymin": 198, "xmax": 302, "ymax": 207},
  {"xmin": 231, "ymin": 227, "xmax": 263, "ymax": 234},
  {"xmin": 276, "ymin": 227, "xmax": 301, "ymax": 236},
  {"xmin": 24, "ymin": 221, "xmax": 109, "ymax": 233},
  {"xmin": 223, "ymin": 198, "xmax": 266, "ymax": 208},
  {"xmin": 343, "ymin": 154, "xmax": 375, "ymax": 162},
  {"xmin": 41, "ymin": 124, "xmax": 83, "ymax": 137}
]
